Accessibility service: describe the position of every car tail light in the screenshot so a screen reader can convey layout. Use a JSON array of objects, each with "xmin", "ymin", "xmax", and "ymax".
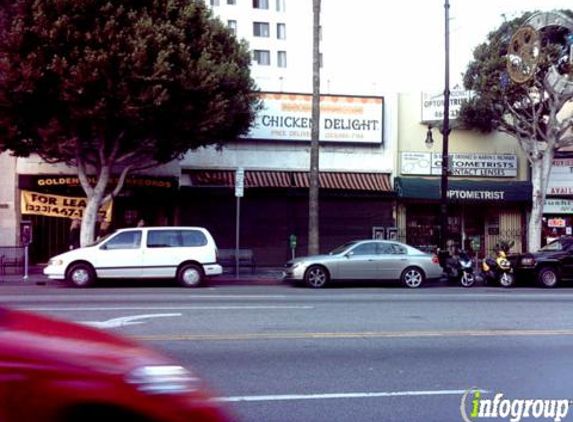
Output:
[{"xmin": 432, "ymin": 255, "xmax": 439, "ymax": 264}]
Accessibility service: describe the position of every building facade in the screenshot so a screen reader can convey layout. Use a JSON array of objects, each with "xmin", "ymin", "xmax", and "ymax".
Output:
[{"xmin": 394, "ymin": 92, "xmax": 532, "ymax": 258}]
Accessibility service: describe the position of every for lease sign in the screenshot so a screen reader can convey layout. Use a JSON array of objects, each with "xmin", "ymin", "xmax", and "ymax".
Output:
[
  {"xmin": 245, "ymin": 93, "xmax": 384, "ymax": 144},
  {"xmin": 547, "ymin": 158, "xmax": 573, "ymax": 196}
]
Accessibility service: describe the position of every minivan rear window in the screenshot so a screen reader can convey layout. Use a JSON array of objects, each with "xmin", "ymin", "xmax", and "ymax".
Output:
[{"xmin": 147, "ymin": 230, "xmax": 207, "ymax": 248}]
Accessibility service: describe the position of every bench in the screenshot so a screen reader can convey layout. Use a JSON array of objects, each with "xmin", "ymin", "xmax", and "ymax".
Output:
[
  {"xmin": 218, "ymin": 249, "xmax": 256, "ymax": 273},
  {"xmin": 0, "ymin": 247, "xmax": 25, "ymax": 275}
]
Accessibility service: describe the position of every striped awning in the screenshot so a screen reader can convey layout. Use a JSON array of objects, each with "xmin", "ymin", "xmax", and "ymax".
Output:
[{"xmin": 186, "ymin": 170, "xmax": 393, "ymax": 192}]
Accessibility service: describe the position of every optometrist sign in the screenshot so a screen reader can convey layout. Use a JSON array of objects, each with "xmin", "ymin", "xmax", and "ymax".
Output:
[
  {"xmin": 401, "ymin": 152, "xmax": 517, "ymax": 178},
  {"xmin": 245, "ymin": 92, "xmax": 384, "ymax": 144},
  {"xmin": 421, "ymin": 89, "xmax": 473, "ymax": 122},
  {"xmin": 21, "ymin": 190, "xmax": 112, "ymax": 221}
]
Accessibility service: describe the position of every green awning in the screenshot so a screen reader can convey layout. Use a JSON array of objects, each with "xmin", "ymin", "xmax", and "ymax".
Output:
[{"xmin": 394, "ymin": 177, "xmax": 532, "ymax": 203}]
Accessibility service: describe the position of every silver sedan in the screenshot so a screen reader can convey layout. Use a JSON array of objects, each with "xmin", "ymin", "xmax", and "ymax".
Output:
[{"xmin": 283, "ymin": 240, "xmax": 443, "ymax": 288}]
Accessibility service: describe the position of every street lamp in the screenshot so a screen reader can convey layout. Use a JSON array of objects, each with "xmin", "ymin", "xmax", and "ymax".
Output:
[{"xmin": 425, "ymin": 0, "xmax": 451, "ymax": 252}]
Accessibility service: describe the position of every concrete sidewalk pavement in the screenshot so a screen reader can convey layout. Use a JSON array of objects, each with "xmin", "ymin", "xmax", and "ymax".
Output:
[{"xmin": 0, "ymin": 265, "xmax": 285, "ymax": 286}]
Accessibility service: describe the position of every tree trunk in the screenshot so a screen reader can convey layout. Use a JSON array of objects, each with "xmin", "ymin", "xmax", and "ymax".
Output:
[
  {"xmin": 308, "ymin": 0, "xmax": 321, "ymax": 255},
  {"xmin": 78, "ymin": 163, "xmax": 112, "ymax": 247},
  {"xmin": 527, "ymin": 147, "xmax": 554, "ymax": 252}
]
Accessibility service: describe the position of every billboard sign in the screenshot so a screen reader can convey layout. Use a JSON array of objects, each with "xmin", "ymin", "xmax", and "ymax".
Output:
[{"xmin": 245, "ymin": 92, "xmax": 384, "ymax": 144}]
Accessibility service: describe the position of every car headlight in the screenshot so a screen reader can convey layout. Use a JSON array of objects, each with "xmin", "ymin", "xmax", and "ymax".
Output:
[
  {"xmin": 125, "ymin": 365, "xmax": 200, "ymax": 395},
  {"xmin": 48, "ymin": 258, "xmax": 64, "ymax": 266},
  {"xmin": 521, "ymin": 257, "xmax": 535, "ymax": 266}
]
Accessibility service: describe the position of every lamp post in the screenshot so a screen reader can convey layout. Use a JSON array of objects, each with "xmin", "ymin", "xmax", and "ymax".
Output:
[{"xmin": 425, "ymin": 0, "xmax": 451, "ymax": 252}]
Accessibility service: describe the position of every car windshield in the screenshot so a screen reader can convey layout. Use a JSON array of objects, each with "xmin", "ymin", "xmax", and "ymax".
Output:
[
  {"xmin": 329, "ymin": 241, "xmax": 359, "ymax": 255},
  {"xmin": 88, "ymin": 232, "xmax": 114, "ymax": 247},
  {"xmin": 539, "ymin": 240, "xmax": 564, "ymax": 252}
]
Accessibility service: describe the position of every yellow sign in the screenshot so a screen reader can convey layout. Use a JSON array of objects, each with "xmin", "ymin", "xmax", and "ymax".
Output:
[{"xmin": 21, "ymin": 190, "xmax": 112, "ymax": 222}]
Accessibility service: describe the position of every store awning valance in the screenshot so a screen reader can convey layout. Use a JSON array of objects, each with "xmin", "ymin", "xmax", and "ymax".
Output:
[
  {"xmin": 186, "ymin": 170, "xmax": 393, "ymax": 192},
  {"xmin": 394, "ymin": 177, "xmax": 532, "ymax": 202}
]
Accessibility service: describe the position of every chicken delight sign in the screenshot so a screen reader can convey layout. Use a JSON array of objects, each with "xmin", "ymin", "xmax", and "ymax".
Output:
[{"xmin": 245, "ymin": 93, "xmax": 384, "ymax": 144}]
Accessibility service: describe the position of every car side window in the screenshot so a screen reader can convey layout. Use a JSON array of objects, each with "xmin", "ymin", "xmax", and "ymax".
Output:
[
  {"xmin": 351, "ymin": 243, "xmax": 377, "ymax": 256},
  {"xmin": 147, "ymin": 230, "xmax": 180, "ymax": 248},
  {"xmin": 181, "ymin": 230, "xmax": 208, "ymax": 247},
  {"xmin": 104, "ymin": 231, "xmax": 142, "ymax": 250},
  {"xmin": 377, "ymin": 243, "xmax": 394, "ymax": 255},
  {"xmin": 390, "ymin": 244, "xmax": 407, "ymax": 254}
]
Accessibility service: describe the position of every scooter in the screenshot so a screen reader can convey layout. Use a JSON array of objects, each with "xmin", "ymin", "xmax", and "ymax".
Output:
[
  {"xmin": 479, "ymin": 249, "xmax": 515, "ymax": 287},
  {"xmin": 442, "ymin": 249, "xmax": 476, "ymax": 288}
]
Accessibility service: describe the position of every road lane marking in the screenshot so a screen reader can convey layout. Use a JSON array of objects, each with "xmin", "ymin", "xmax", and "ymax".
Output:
[
  {"xmin": 82, "ymin": 313, "xmax": 181, "ymax": 328},
  {"xmin": 216, "ymin": 389, "xmax": 488, "ymax": 402},
  {"xmin": 20, "ymin": 305, "xmax": 313, "ymax": 311},
  {"xmin": 132, "ymin": 328, "xmax": 573, "ymax": 342}
]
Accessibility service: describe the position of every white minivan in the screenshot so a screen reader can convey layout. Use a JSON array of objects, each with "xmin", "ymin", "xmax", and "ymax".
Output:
[{"xmin": 44, "ymin": 226, "xmax": 222, "ymax": 287}]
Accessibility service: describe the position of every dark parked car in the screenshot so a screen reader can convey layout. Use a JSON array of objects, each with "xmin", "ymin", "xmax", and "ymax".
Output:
[
  {"xmin": 514, "ymin": 236, "xmax": 573, "ymax": 287},
  {"xmin": 0, "ymin": 307, "xmax": 233, "ymax": 422}
]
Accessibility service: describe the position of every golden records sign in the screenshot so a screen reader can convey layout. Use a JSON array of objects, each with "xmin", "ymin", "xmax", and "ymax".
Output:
[{"xmin": 21, "ymin": 191, "xmax": 112, "ymax": 222}]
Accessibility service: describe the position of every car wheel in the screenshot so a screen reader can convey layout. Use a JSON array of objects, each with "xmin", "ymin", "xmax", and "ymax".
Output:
[
  {"xmin": 66, "ymin": 263, "xmax": 96, "ymax": 288},
  {"xmin": 177, "ymin": 263, "xmax": 204, "ymax": 287},
  {"xmin": 401, "ymin": 267, "xmax": 424, "ymax": 288},
  {"xmin": 538, "ymin": 267, "xmax": 559, "ymax": 288},
  {"xmin": 498, "ymin": 272, "xmax": 515, "ymax": 288},
  {"xmin": 305, "ymin": 265, "xmax": 329, "ymax": 288},
  {"xmin": 460, "ymin": 272, "xmax": 475, "ymax": 288}
]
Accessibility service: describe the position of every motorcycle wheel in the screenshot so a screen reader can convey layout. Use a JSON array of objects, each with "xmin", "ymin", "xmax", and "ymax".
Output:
[
  {"xmin": 498, "ymin": 272, "xmax": 515, "ymax": 288},
  {"xmin": 460, "ymin": 272, "xmax": 475, "ymax": 287}
]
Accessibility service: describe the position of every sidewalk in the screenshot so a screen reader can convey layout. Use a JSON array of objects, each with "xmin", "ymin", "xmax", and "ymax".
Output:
[{"xmin": 0, "ymin": 265, "xmax": 285, "ymax": 286}]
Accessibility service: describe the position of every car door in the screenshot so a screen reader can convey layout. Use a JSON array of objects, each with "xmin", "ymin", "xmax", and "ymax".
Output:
[
  {"xmin": 142, "ymin": 229, "xmax": 193, "ymax": 278},
  {"xmin": 563, "ymin": 243, "xmax": 573, "ymax": 279},
  {"xmin": 375, "ymin": 242, "xmax": 408, "ymax": 280},
  {"xmin": 95, "ymin": 230, "xmax": 143, "ymax": 278},
  {"xmin": 337, "ymin": 242, "xmax": 379, "ymax": 280}
]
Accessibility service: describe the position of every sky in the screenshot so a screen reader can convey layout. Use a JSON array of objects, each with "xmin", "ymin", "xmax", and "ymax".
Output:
[{"xmin": 321, "ymin": 0, "xmax": 573, "ymax": 92}]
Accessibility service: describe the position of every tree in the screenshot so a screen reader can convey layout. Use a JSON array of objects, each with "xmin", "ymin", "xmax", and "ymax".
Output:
[
  {"xmin": 459, "ymin": 10, "xmax": 573, "ymax": 251},
  {"xmin": 308, "ymin": 0, "xmax": 321, "ymax": 255},
  {"xmin": 0, "ymin": 0, "xmax": 259, "ymax": 246}
]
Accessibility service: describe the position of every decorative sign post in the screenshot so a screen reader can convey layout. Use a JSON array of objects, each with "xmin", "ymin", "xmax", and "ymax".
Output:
[{"xmin": 235, "ymin": 168, "xmax": 244, "ymax": 277}]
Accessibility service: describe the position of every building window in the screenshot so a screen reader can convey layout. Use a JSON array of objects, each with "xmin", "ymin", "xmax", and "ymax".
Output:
[
  {"xmin": 277, "ymin": 23, "xmax": 286, "ymax": 40},
  {"xmin": 210, "ymin": 0, "xmax": 220, "ymax": 6},
  {"xmin": 253, "ymin": 0, "xmax": 269, "ymax": 9},
  {"xmin": 227, "ymin": 0, "xmax": 236, "ymax": 4},
  {"xmin": 253, "ymin": 22, "xmax": 270, "ymax": 37},
  {"xmin": 277, "ymin": 51, "xmax": 287, "ymax": 68},
  {"xmin": 320, "ymin": 53, "xmax": 323, "ymax": 68},
  {"xmin": 228, "ymin": 20, "xmax": 237, "ymax": 34},
  {"xmin": 253, "ymin": 50, "xmax": 270, "ymax": 65},
  {"xmin": 276, "ymin": 0, "xmax": 286, "ymax": 12}
]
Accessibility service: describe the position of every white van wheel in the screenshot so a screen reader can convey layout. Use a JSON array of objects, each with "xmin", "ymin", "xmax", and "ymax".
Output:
[{"xmin": 177, "ymin": 264, "xmax": 204, "ymax": 287}]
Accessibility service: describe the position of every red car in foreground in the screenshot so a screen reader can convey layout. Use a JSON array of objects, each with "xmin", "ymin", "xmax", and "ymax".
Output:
[{"xmin": 0, "ymin": 307, "xmax": 233, "ymax": 422}]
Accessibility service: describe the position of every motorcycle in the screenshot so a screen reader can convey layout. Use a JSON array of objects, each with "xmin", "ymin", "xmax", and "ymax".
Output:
[
  {"xmin": 442, "ymin": 249, "xmax": 476, "ymax": 288},
  {"xmin": 479, "ymin": 248, "xmax": 515, "ymax": 287}
]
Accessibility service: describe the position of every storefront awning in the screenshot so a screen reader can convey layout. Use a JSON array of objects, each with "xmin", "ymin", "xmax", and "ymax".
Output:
[
  {"xmin": 185, "ymin": 170, "xmax": 393, "ymax": 192},
  {"xmin": 395, "ymin": 177, "xmax": 532, "ymax": 202}
]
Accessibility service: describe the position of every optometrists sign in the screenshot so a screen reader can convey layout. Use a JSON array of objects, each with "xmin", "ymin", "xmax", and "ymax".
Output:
[
  {"xmin": 246, "ymin": 92, "xmax": 384, "ymax": 144},
  {"xmin": 401, "ymin": 152, "xmax": 518, "ymax": 178},
  {"xmin": 21, "ymin": 190, "xmax": 112, "ymax": 221}
]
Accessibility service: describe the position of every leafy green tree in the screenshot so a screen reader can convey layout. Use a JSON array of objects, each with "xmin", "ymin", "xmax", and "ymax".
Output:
[
  {"xmin": 460, "ymin": 10, "xmax": 573, "ymax": 251},
  {"xmin": 0, "ymin": 0, "xmax": 258, "ymax": 245}
]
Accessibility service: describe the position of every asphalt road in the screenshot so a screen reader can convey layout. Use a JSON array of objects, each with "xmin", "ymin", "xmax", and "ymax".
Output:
[{"xmin": 4, "ymin": 283, "xmax": 573, "ymax": 422}]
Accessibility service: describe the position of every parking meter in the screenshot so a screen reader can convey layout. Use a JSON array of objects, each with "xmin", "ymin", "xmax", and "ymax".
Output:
[{"xmin": 289, "ymin": 234, "xmax": 297, "ymax": 259}]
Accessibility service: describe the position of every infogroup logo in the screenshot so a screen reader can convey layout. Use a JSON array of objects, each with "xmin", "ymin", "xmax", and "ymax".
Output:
[{"xmin": 460, "ymin": 388, "xmax": 570, "ymax": 422}]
